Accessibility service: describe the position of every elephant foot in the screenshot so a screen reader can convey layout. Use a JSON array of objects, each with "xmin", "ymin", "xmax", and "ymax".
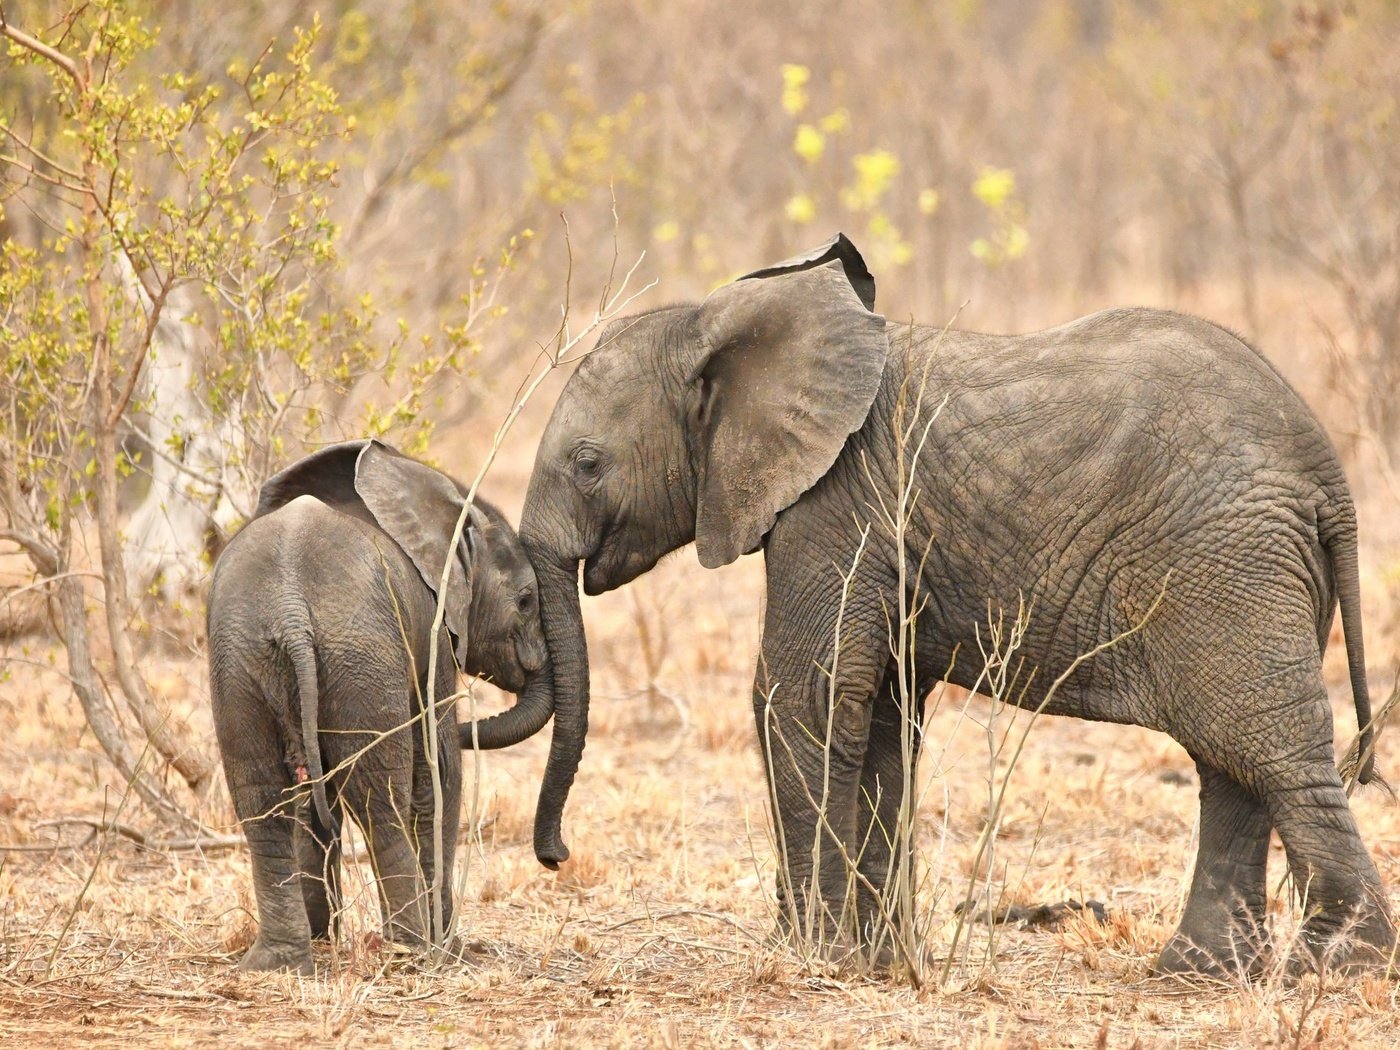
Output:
[
  {"xmin": 763, "ymin": 914, "xmax": 848, "ymax": 966},
  {"xmin": 1288, "ymin": 906, "xmax": 1398, "ymax": 978},
  {"xmin": 1153, "ymin": 909, "xmax": 1270, "ymax": 983},
  {"xmin": 854, "ymin": 915, "xmax": 927, "ymax": 975},
  {"xmin": 306, "ymin": 903, "xmax": 337, "ymax": 942},
  {"xmin": 1153, "ymin": 931, "xmax": 1264, "ymax": 982},
  {"xmin": 764, "ymin": 914, "xmax": 917, "ymax": 977},
  {"xmin": 383, "ymin": 922, "xmax": 431, "ymax": 951},
  {"xmin": 238, "ymin": 936, "xmax": 314, "ymax": 975}
]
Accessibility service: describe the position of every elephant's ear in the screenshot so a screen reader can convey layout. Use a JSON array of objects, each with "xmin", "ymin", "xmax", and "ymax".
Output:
[
  {"xmin": 354, "ymin": 441, "xmax": 473, "ymax": 654},
  {"xmin": 253, "ymin": 440, "xmax": 375, "ymax": 521},
  {"xmin": 735, "ymin": 232, "xmax": 877, "ymax": 311},
  {"xmin": 688, "ymin": 241, "xmax": 888, "ymax": 568}
]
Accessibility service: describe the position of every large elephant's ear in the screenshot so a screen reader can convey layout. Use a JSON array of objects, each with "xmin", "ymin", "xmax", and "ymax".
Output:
[
  {"xmin": 253, "ymin": 440, "xmax": 374, "ymax": 521},
  {"xmin": 354, "ymin": 441, "xmax": 473, "ymax": 653},
  {"xmin": 688, "ymin": 240, "xmax": 888, "ymax": 568},
  {"xmin": 736, "ymin": 232, "xmax": 876, "ymax": 311}
]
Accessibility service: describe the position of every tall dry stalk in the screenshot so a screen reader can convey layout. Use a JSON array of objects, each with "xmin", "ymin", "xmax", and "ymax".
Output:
[{"xmin": 419, "ymin": 228, "xmax": 655, "ymax": 960}]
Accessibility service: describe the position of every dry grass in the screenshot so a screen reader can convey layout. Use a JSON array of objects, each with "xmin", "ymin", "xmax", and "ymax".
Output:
[
  {"xmin": 6, "ymin": 265, "xmax": 1400, "ymax": 1044},
  {"xmin": 3, "ymin": 536, "xmax": 1400, "ymax": 1048}
]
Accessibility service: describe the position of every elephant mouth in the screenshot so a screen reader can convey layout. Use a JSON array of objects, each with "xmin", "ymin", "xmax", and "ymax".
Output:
[
  {"xmin": 486, "ymin": 665, "xmax": 528, "ymax": 694},
  {"xmin": 470, "ymin": 648, "xmax": 528, "ymax": 693},
  {"xmin": 583, "ymin": 542, "xmax": 660, "ymax": 595}
]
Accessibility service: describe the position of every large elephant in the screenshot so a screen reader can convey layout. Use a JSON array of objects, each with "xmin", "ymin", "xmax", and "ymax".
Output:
[
  {"xmin": 519, "ymin": 235, "xmax": 1394, "ymax": 977},
  {"xmin": 208, "ymin": 440, "xmax": 549, "ymax": 972}
]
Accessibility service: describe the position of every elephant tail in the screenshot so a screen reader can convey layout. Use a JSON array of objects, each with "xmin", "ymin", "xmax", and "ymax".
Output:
[
  {"xmin": 1323, "ymin": 520, "xmax": 1378, "ymax": 787},
  {"xmin": 287, "ymin": 632, "xmax": 339, "ymax": 834}
]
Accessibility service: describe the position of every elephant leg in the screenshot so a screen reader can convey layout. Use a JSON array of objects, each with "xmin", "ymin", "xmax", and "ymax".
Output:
[
  {"xmin": 852, "ymin": 663, "xmax": 926, "ymax": 968},
  {"xmin": 1154, "ymin": 762, "xmax": 1271, "ymax": 978},
  {"xmin": 1175, "ymin": 651, "xmax": 1395, "ymax": 975},
  {"xmin": 338, "ymin": 727, "xmax": 430, "ymax": 949},
  {"xmin": 362, "ymin": 789, "xmax": 431, "ymax": 947},
  {"xmin": 216, "ymin": 696, "xmax": 313, "ymax": 973},
  {"xmin": 755, "ymin": 565, "xmax": 890, "ymax": 959},
  {"xmin": 1262, "ymin": 752, "xmax": 1395, "ymax": 972},
  {"xmin": 411, "ymin": 667, "xmax": 462, "ymax": 945},
  {"xmin": 295, "ymin": 797, "xmax": 342, "ymax": 942}
]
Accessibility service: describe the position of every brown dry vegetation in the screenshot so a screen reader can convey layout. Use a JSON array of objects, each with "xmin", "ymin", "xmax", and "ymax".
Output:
[
  {"xmin": 5, "ymin": 467, "xmax": 1400, "ymax": 1047},
  {"xmin": 6, "ymin": 1, "xmax": 1400, "ymax": 1046}
]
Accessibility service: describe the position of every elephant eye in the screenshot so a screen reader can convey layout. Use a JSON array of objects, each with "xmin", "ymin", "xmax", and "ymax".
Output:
[
  {"xmin": 517, "ymin": 589, "xmax": 536, "ymax": 613},
  {"xmin": 572, "ymin": 449, "xmax": 604, "ymax": 488}
]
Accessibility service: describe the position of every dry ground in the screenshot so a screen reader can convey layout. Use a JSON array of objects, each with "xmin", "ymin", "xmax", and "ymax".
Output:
[
  {"xmin": 4, "ymin": 537, "xmax": 1400, "ymax": 1049},
  {"xmin": 5, "ymin": 281, "xmax": 1400, "ymax": 1046}
]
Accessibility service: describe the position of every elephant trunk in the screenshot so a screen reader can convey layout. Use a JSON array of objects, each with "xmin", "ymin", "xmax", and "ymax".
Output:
[
  {"xmin": 526, "ymin": 546, "xmax": 589, "ymax": 869},
  {"xmin": 456, "ymin": 658, "xmax": 554, "ymax": 750}
]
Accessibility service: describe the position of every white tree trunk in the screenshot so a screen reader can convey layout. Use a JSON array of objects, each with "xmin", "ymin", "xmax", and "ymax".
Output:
[{"xmin": 122, "ymin": 284, "xmax": 248, "ymax": 601}]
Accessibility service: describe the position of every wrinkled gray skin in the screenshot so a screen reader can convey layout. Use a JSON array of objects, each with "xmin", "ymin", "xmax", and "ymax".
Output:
[
  {"xmin": 520, "ymin": 234, "xmax": 1394, "ymax": 978},
  {"xmin": 208, "ymin": 440, "xmax": 548, "ymax": 973}
]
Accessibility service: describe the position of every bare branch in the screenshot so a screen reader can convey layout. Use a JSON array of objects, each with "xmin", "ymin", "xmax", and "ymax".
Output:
[
  {"xmin": 0, "ymin": 15, "xmax": 84, "ymax": 88},
  {"xmin": 0, "ymin": 527, "xmax": 60, "ymax": 576}
]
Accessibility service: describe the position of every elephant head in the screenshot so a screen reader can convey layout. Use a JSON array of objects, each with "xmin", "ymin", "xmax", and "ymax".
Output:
[
  {"xmin": 254, "ymin": 438, "xmax": 551, "ymax": 748},
  {"xmin": 520, "ymin": 234, "xmax": 888, "ymax": 866}
]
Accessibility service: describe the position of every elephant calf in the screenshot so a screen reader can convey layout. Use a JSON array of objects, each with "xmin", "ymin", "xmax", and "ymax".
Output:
[
  {"xmin": 208, "ymin": 440, "xmax": 552, "ymax": 973},
  {"xmin": 518, "ymin": 234, "xmax": 1394, "ymax": 979}
]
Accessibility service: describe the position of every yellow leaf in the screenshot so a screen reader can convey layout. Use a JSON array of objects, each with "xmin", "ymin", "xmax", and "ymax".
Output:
[
  {"xmin": 844, "ymin": 149, "xmax": 900, "ymax": 209},
  {"xmin": 793, "ymin": 124, "xmax": 825, "ymax": 163},
  {"xmin": 918, "ymin": 188, "xmax": 941, "ymax": 216},
  {"xmin": 972, "ymin": 167, "xmax": 1016, "ymax": 209},
  {"xmin": 784, "ymin": 194, "xmax": 816, "ymax": 224},
  {"xmin": 781, "ymin": 64, "xmax": 810, "ymax": 116},
  {"xmin": 653, "ymin": 220, "xmax": 681, "ymax": 243}
]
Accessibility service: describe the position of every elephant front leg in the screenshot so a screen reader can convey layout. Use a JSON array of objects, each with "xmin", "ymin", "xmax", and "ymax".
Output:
[
  {"xmin": 411, "ymin": 684, "xmax": 462, "ymax": 949},
  {"xmin": 852, "ymin": 673, "xmax": 926, "ymax": 970},
  {"xmin": 754, "ymin": 625, "xmax": 884, "ymax": 963},
  {"xmin": 1154, "ymin": 762, "xmax": 1271, "ymax": 979}
]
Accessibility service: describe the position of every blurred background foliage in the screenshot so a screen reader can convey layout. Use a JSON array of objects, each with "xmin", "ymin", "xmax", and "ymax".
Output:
[
  {"xmin": 2, "ymin": 0, "xmax": 1399, "ymax": 815},
  {"xmin": 6, "ymin": 0, "xmax": 1399, "ymax": 454}
]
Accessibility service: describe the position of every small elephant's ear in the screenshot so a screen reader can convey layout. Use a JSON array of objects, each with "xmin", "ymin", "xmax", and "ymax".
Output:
[
  {"xmin": 688, "ymin": 242, "xmax": 888, "ymax": 568},
  {"xmin": 253, "ymin": 440, "xmax": 374, "ymax": 521},
  {"xmin": 354, "ymin": 441, "xmax": 473, "ymax": 652}
]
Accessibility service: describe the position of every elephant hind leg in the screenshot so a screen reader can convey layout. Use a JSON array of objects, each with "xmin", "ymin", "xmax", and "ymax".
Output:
[
  {"xmin": 1189, "ymin": 665, "xmax": 1395, "ymax": 974},
  {"xmin": 410, "ymin": 663, "xmax": 462, "ymax": 943},
  {"xmin": 1261, "ymin": 752, "xmax": 1396, "ymax": 973},
  {"xmin": 1154, "ymin": 762, "xmax": 1270, "ymax": 979},
  {"xmin": 295, "ymin": 797, "xmax": 343, "ymax": 942},
  {"xmin": 217, "ymin": 695, "xmax": 314, "ymax": 973}
]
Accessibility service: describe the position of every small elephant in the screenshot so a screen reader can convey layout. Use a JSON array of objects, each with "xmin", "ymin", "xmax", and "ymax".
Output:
[
  {"xmin": 518, "ymin": 235, "xmax": 1393, "ymax": 978},
  {"xmin": 208, "ymin": 439, "xmax": 550, "ymax": 973}
]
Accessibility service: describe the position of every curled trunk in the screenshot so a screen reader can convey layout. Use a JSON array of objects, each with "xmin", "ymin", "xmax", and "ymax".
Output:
[{"xmin": 457, "ymin": 659, "xmax": 555, "ymax": 750}]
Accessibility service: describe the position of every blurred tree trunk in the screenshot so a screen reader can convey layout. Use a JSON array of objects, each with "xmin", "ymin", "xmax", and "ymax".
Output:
[{"xmin": 120, "ymin": 277, "xmax": 246, "ymax": 602}]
